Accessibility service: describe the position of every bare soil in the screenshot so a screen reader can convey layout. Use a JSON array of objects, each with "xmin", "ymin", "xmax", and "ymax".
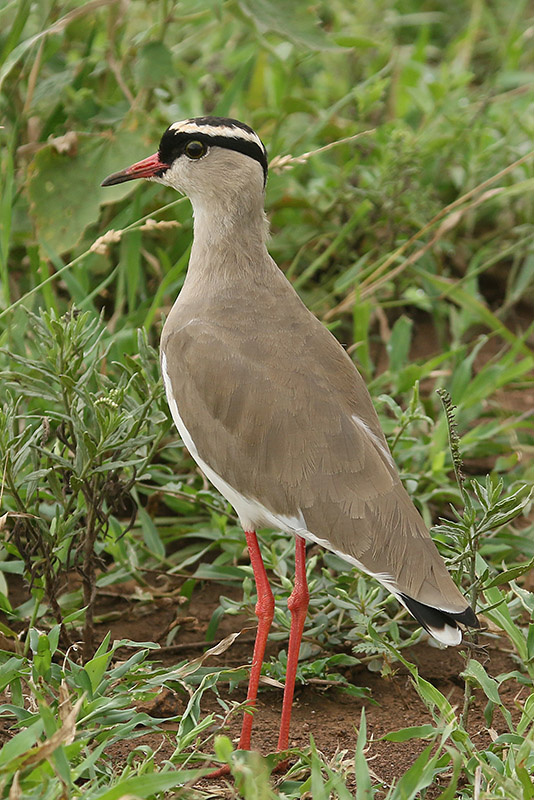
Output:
[
  {"xmin": 2, "ymin": 571, "xmax": 522, "ymax": 796},
  {"xmin": 94, "ymin": 578, "xmax": 521, "ymax": 795}
]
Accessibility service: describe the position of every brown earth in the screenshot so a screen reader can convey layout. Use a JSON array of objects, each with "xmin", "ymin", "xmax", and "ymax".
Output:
[
  {"xmin": 1, "ymin": 571, "xmax": 522, "ymax": 797},
  {"xmin": 93, "ymin": 577, "xmax": 523, "ymax": 796}
]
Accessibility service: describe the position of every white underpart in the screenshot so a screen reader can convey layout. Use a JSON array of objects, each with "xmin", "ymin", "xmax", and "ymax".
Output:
[
  {"xmin": 169, "ymin": 120, "xmax": 265, "ymax": 151},
  {"xmin": 162, "ymin": 354, "xmax": 462, "ymax": 646}
]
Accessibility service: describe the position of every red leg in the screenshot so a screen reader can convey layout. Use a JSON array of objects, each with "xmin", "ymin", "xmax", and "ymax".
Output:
[
  {"xmin": 207, "ymin": 531, "xmax": 274, "ymax": 779},
  {"xmin": 277, "ymin": 536, "xmax": 309, "ymax": 751},
  {"xmin": 238, "ymin": 530, "xmax": 275, "ymax": 750}
]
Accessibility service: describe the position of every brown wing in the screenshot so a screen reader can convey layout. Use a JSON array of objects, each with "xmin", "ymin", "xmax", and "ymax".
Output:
[{"xmin": 162, "ymin": 301, "xmax": 467, "ymax": 614}]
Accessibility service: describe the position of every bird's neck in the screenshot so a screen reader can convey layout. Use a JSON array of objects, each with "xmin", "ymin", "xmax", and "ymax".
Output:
[{"xmin": 186, "ymin": 195, "xmax": 272, "ymax": 283}]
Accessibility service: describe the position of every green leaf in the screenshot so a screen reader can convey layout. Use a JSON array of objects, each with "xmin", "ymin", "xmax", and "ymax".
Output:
[
  {"xmin": 32, "ymin": 633, "xmax": 52, "ymax": 680},
  {"xmin": 355, "ymin": 708, "xmax": 373, "ymax": 800},
  {"xmin": 414, "ymin": 675, "xmax": 456, "ymax": 723},
  {"xmin": 237, "ymin": 0, "xmax": 338, "ymax": 50},
  {"xmin": 27, "ymin": 128, "xmax": 152, "ymax": 255},
  {"xmin": 0, "ymin": 1, "xmax": 110, "ymax": 90},
  {"xmin": 383, "ymin": 724, "xmax": 437, "ymax": 742},
  {"xmin": 0, "ymin": 656, "xmax": 26, "ymax": 693},
  {"xmin": 90, "ymin": 769, "xmax": 207, "ymax": 800},
  {"xmin": 334, "ymin": 34, "xmax": 380, "ymax": 48},
  {"xmin": 419, "ymin": 270, "xmax": 534, "ymax": 357},
  {"xmin": 84, "ymin": 652, "xmax": 113, "ymax": 695},
  {"xmin": 206, "ymin": 604, "xmax": 226, "ymax": 642},
  {"xmin": 387, "ymin": 315, "xmax": 413, "ymax": 372},
  {"xmin": 462, "ymin": 659, "xmax": 501, "ymax": 705},
  {"xmin": 134, "ymin": 41, "xmax": 173, "ymax": 88},
  {"xmin": 0, "ymin": 720, "xmax": 44, "ymax": 770},
  {"xmin": 518, "ymin": 694, "xmax": 534, "ymax": 735},
  {"xmin": 137, "ymin": 505, "xmax": 165, "ymax": 558},
  {"xmin": 193, "ymin": 563, "xmax": 249, "ymax": 581},
  {"xmin": 0, "ymin": 0, "xmax": 31, "ymax": 66},
  {"xmin": 478, "ymin": 555, "xmax": 529, "ymax": 660},
  {"xmin": 517, "ymin": 766, "xmax": 534, "ymax": 799},
  {"xmin": 484, "ymin": 558, "xmax": 534, "ymax": 589},
  {"xmin": 388, "ymin": 745, "xmax": 437, "ymax": 799},
  {"xmin": 214, "ymin": 734, "xmax": 234, "ymax": 763}
]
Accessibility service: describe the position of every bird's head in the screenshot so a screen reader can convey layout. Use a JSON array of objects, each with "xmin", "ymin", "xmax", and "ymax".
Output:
[{"xmin": 101, "ymin": 117, "xmax": 268, "ymax": 209}]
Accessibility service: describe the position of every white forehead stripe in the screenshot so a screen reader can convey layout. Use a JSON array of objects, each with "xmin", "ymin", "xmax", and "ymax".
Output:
[{"xmin": 169, "ymin": 120, "xmax": 264, "ymax": 151}]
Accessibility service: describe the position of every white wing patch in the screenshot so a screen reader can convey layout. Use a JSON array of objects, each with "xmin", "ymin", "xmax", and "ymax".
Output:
[{"xmin": 351, "ymin": 414, "xmax": 395, "ymax": 469}]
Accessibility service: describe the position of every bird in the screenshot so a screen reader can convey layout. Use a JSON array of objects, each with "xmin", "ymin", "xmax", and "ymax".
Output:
[{"xmin": 101, "ymin": 116, "xmax": 479, "ymax": 764}]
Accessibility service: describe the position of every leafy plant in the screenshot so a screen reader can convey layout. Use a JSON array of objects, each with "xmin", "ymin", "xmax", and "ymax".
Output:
[
  {"xmin": 0, "ymin": 309, "xmax": 170, "ymax": 657},
  {"xmin": 0, "ymin": 0, "xmax": 533, "ymax": 797}
]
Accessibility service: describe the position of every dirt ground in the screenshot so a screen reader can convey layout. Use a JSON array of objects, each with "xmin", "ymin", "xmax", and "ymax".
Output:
[
  {"xmin": 94, "ymin": 577, "xmax": 520, "ymax": 795},
  {"xmin": 1, "ymin": 571, "xmax": 520, "ymax": 796}
]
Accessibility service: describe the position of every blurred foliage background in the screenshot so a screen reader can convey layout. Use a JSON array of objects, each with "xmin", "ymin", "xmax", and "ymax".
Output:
[{"xmin": 1, "ymin": 0, "xmax": 534, "ymax": 797}]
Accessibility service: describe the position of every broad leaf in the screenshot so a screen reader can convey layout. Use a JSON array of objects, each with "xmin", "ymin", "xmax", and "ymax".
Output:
[{"xmin": 27, "ymin": 128, "xmax": 153, "ymax": 255}]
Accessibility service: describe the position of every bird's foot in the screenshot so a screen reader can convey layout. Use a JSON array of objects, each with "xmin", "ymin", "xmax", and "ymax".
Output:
[
  {"xmin": 204, "ymin": 751, "xmax": 290, "ymax": 781},
  {"xmin": 205, "ymin": 762, "xmax": 231, "ymax": 779},
  {"xmin": 272, "ymin": 756, "xmax": 289, "ymax": 773}
]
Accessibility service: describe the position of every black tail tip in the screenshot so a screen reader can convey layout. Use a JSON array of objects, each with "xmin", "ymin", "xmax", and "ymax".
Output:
[
  {"xmin": 401, "ymin": 594, "xmax": 480, "ymax": 643},
  {"xmin": 454, "ymin": 604, "xmax": 480, "ymax": 629}
]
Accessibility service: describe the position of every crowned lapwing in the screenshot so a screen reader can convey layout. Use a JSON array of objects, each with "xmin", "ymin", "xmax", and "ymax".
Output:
[{"xmin": 102, "ymin": 116, "xmax": 478, "ymax": 765}]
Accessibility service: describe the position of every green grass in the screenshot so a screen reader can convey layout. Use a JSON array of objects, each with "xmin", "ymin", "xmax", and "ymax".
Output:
[{"xmin": 1, "ymin": 0, "xmax": 534, "ymax": 797}]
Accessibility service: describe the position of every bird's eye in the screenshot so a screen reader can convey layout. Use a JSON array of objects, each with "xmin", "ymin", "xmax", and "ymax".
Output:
[{"xmin": 184, "ymin": 140, "xmax": 207, "ymax": 160}]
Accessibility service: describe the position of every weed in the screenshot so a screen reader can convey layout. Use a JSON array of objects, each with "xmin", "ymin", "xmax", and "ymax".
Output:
[{"xmin": 0, "ymin": 0, "xmax": 533, "ymax": 797}]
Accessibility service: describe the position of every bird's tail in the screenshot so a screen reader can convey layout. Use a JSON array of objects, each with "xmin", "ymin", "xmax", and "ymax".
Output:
[{"xmin": 400, "ymin": 594, "xmax": 480, "ymax": 646}]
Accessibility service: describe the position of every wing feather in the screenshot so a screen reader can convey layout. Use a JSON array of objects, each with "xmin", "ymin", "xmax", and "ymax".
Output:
[{"xmin": 162, "ymin": 307, "xmax": 467, "ymax": 614}]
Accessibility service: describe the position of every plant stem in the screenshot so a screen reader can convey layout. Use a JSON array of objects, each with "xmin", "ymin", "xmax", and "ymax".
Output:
[
  {"xmin": 23, "ymin": 595, "xmax": 42, "ymax": 657},
  {"xmin": 82, "ymin": 476, "xmax": 99, "ymax": 660}
]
